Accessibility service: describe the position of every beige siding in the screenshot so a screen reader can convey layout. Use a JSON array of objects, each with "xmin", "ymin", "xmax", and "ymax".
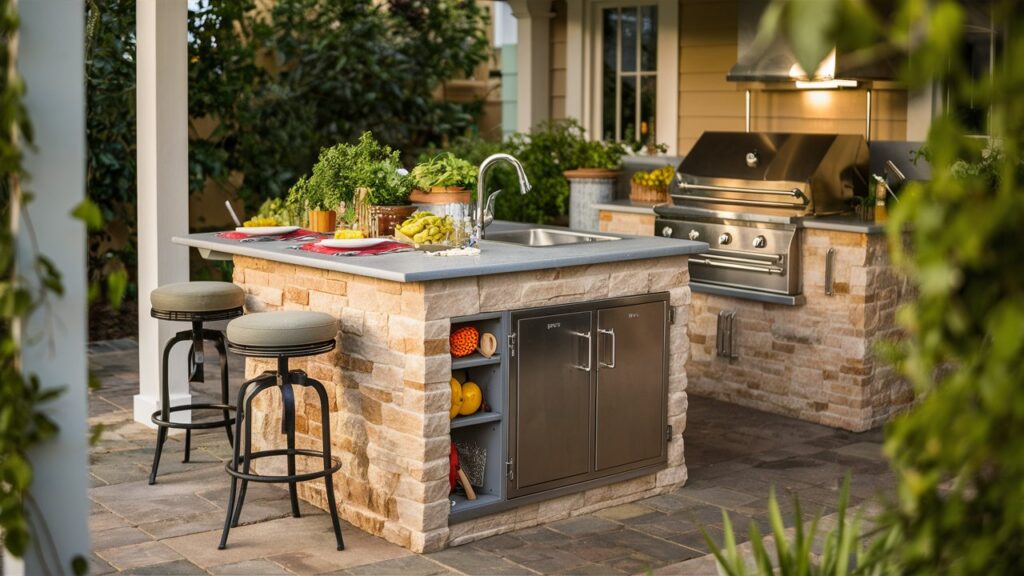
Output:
[
  {"xmin": 677, "ymin": 0, "xmax": 907, "ymax": 154},
  {"xmin": 550, "ymin": 1, "xmax": 568, "ymax": 120}
]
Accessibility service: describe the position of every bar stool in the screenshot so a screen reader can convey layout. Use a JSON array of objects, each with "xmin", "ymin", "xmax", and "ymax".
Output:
[
  {"xmin": 148, "ymin": 281, "xmax": 244, "ymax": 485},
  {"xmin": 219, "ymin": 311, "xmax": 344, "ymax": 551}
]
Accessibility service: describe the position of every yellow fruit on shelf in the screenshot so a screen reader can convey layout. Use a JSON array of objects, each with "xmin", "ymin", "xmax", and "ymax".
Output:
[
  {"xmin": 458, "ymin": 382, "xmax": 482, "ymax": 416},
  {"xmin": 334, "ymin": 229, "xmax": 365, "ymax": 239},
  {"xmin": 449, "ymin": 378, "xmax": 463, "ymax": 420}
]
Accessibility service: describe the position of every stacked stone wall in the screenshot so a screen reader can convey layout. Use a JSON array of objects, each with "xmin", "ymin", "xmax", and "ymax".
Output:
[
  {"xmin": 232, "ymin": 255, "xmax": 691, "ymax": 552},
  {"xmin": 687, "ymin": 229, "xmax": 912, "ymax": 431}
]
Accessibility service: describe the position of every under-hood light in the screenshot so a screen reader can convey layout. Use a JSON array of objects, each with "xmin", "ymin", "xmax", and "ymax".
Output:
[{"xmin": 794, "ymin": 79, "xmax": 858, "ymax": 89}]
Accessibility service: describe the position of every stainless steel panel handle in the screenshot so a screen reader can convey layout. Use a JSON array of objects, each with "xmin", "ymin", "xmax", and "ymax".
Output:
[
  {"xmin": 679, "ymin": 182, "xmax": 808, "ymax": 201},
  {"xmin": 571, "ymin": 331, "xmax": 592, "ymax": 372},
  {"xmin": 825, "ymin": 248, "xmax": 836, "ymax": 296},
  {"xmin": 673, "ymin": 194, "xmax": 808, "ymax": 209},
  {"xmin": 704, "ymin": 252, "xmax": 783, "ymax": 266},
  {"xmin": 690, "ymin": 257, "xmax": 784, "ymax": 275},
  {"xmin": 598, "ymin": 328, "xmax": 616, "ymax": 369}
]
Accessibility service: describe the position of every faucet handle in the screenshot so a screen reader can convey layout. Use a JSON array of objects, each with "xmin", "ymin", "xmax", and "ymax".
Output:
[{"xmin": 483, "ymin": 189, "xmax": 502, "ymax": 228}]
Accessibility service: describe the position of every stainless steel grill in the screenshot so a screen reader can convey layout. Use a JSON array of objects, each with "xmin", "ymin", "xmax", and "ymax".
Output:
[{"xmin": 656, "ymin": 132, "xmax": 870, "ymax": 305}]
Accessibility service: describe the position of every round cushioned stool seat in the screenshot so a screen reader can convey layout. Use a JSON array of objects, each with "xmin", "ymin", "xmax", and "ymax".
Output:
[
  {"xmin": 227, "ymin": 311, "xmax": 338, "ymax": 348},
  {"xmin": 151, "ymin": 281, "xmax": 244, "ymax": 313}
]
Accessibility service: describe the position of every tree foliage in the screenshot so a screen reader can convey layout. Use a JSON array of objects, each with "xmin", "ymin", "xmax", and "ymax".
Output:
[{"xmin": 85, "ymin": 0, "xmax": 490, "ymax": 287}]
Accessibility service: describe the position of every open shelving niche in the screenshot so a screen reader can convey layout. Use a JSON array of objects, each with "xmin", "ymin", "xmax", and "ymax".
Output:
[{"xmin": 448, "ymin": 311, "xmax": 509, "ymax": 523}]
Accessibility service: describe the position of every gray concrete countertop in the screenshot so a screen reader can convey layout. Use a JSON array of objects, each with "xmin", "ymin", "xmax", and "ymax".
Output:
[
  {"xmin": 592, "ymin": 199, "xmax": 661, "ymax": 215},
  {"xmin": 174, "ymin": 221, "xmax": 707, "ymax": 283},
  {"xmin": 801, "ymin": 215, "xmax": 886, "ymax": 235}
]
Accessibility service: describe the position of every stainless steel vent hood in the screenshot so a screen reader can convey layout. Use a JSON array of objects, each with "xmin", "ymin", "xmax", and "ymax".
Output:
[{"xmin": 727, "ymin": 0, "xmax": 896, "ymax": 83}]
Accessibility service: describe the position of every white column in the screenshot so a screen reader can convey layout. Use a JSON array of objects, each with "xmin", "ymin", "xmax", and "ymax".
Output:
[
  {"xmin": 135, "ymin": 0, "xmax": 191, "ymax": 426},
  {"xmin": 508, "ymin": 0, "xmax": 551, "ymax": 132},
  {"xmin": 565, "ymin": 0, "xmax": 584, "ymax": 121},
  {"xmin": 5, "ymin": 2, "xmax": 90, "ymax": 573}
]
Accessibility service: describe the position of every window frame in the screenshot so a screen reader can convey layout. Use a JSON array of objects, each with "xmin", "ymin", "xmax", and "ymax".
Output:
[{"xmin": 570, "ymin": 0, "xmax": 677, "ymax": 154}]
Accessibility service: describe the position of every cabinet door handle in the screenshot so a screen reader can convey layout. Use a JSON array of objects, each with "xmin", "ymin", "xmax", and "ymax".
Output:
[
  {"xmin": 570, "ymin": 331, "xmax": 592, "ymax": 372},
  {"xmin": 598, "ymin": 328, "xmax": 616, "ymax": 368}
]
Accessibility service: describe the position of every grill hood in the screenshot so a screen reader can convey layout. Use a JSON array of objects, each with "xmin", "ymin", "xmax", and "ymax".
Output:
[
  {"xmin": 727, "ymin": 0, "xmax": 896, "ymax": 83},
  {"xmin": 672, "ymin": 132, "xmax": 870, "ymax": 218}
]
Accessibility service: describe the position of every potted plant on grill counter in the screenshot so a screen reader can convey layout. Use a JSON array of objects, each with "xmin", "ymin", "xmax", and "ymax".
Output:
[
  {"xmin": 410, "ymin": 153, "xmax": 477, "ymax": 205},
  {"xmin": 286, "ymin": 131, "xmax": 397, "ymax": 233},
  {"xmin": 563, "ymin": 136, "xmax": 626, "ymax": 231}
]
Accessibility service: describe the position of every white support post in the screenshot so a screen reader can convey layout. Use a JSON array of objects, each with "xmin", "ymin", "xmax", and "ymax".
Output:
[
  {"xmin": 508, "ymin": 0, "xmax": 551, "ymax": 132},
  {"xmin": 6, "ymin": 2, "xmax": 90, "ymax": 573},
  {"xmin": 134, "ymin": 0, "xmax": 192, "ymax": 427}
]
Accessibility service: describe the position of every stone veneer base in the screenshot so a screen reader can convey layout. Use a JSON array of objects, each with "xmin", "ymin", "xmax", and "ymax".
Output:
[
  {"xmin": 687, "ymin": 228, "xmax": 913, "ymax": 432},
  {"xmin": 231, "ymin": 255, "xmax": 692, "ymax": 552}
]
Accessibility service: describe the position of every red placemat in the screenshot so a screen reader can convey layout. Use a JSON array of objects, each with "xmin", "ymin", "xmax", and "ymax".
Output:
[
  {"xmin": 217, "ymin": 228, "xmax": 321, "ymax": 241},
  {"xmin": 298, "ymin": 240, "xmax": 414, "ymax": 256}
]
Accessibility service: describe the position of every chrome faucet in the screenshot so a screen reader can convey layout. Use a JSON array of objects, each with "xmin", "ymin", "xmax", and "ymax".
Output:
[{"xmin": 474, "ymin": 153, "xmax": 532, "ymax": 241}]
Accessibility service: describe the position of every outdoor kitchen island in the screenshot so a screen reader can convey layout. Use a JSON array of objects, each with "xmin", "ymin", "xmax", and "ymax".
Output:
[{"xmin": 174, "ymin": 224, "xmax": 706, "ymax": 553}]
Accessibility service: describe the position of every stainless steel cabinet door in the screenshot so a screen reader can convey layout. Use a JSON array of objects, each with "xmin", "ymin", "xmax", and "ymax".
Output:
[
  {"xmin": 509, "ymin": 310, "xmax": 593, "ymax": 497},
  {"xmin": 595, "ymin": 300, "xmax": 668, "ymax": 472}
]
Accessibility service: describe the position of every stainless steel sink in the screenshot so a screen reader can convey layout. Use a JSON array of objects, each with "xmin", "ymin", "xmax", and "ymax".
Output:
[{"xmin": 485, "ymin": 228, "xmax": 621, "ymax": 247}]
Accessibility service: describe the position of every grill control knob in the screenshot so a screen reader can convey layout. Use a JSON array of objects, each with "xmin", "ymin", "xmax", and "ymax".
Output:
[
  {"xmin": 752, "ymin": 235, "xmax": 767, "ymax": 249},
  {"xmin": 688, "ymin": 229, "xmax": 700, "ymax": 241},
  {"xmin": 661, "ymin": 226, "xmax": 673, "ymax": 238},
  {"xmin": 718, "ymin": 233, "xmax": 732, "ymax": 245}
]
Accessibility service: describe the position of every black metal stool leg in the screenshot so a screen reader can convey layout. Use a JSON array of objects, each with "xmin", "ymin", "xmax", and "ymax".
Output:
[
  {"xmin": 311, "ymin": 377, "xmax": 344, "ymax": 551},
  {"xmin": 210, "ymin": 331, "xmax": 234, "ymax": 447},
  {"xmin": 150, "ymin": 332, "xmax": 189, "ymax": 485},
  {"xmin": 182, "ymin": 429, "xmax": 192, "ymax": 463},
  {"xmin": 231, "ymin": 375, "xmax": 265, "ymax": 528},
  {"xmin": 281, "ymin": 376, "xmax": 301, "ymax": 518},
  {"xmin": 220, "ymin": 374, "xmax": 269, "ymax": 549}
]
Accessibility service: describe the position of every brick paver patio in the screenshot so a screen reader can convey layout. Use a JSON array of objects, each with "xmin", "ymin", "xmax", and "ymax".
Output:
[{"xmin": 87, "ymin": 339, "xmax": 894, "ymax": 575}]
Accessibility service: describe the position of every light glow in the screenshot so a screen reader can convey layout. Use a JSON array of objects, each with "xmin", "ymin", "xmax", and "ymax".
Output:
[{"xmin": 795, "ymin": 79, "xmax": 859, "ymax": 89}]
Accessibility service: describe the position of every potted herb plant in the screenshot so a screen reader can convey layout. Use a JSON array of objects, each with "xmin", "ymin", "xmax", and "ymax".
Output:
[
  {"xmin": 286, "ymin": 132, "xmax": 397, "ymax": 232},
  {"xmin": 363, "ymin": 159, "xmax": 416, "ymax": 236},
  {"xmin": 409, "ymin": 153, "xmax": 477, "ymax": 204},
  {"xmin": 563, "ymin": 138, "xmax": 626, "ymax": 231}
]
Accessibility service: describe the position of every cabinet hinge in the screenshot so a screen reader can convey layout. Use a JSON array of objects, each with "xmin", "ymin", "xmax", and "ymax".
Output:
[
  {"xmin": 506, "ymin": 458, "xmax": 514, "ymax": 481},
  {"xmin": 508, "ymin": 332, "xmax": 517, "ymax": 357},
  {"xmin": 665, "ymin": 425, "xmax": 673, "ymax": 443}
]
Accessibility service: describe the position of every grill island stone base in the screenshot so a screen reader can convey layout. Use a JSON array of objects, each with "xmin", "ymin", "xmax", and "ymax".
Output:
[
  {"xmin": 230, "ymin": 255, "xmax": 692, "ymax": 552},
  {"xmin": 687, "ymin": 227, "xmax": 913, "ymax": 432}
]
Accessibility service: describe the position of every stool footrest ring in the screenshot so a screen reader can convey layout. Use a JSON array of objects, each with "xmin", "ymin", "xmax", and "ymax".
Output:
[
  {"xmin": 225, "ymin": 448, "xmax": 342, "ymax": 484},
  {"xmin": 151, "ymin": 404, "xmax": 236, "ymax": 430}
]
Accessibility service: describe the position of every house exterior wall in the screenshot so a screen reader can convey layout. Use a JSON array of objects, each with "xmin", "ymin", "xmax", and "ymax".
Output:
[
  {"xmin": 551, "ymin": 1, "xmax": 569, "ymax": 120},
  {"xmin": 677, "ymin": 0, "xmax": 907, "ymax": 154}
]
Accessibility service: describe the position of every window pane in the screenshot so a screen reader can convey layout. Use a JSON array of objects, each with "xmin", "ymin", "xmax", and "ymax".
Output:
[
  {"xmin": 621, "ymin": 75, "xmax": 636, "ymax": 142},
  {"xmin": 602, "ymin": 9, "xmax": 618, "ymax": 140},
  {"xmin": 641, "ymin": 75, "xmax": 656, "ymax": 141},
  {"xmin": 641, "ymin": 5, "xmax": 657, "ymax": 72},
  {"xmin": 620, "ymin": 7, "xmax": 637, "ymax": 73}
]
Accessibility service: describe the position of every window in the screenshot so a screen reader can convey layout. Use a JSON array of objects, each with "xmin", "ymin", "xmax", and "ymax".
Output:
[{"xmin": 600, "ymin": 5, "xmax": 657, "ymax": 143}]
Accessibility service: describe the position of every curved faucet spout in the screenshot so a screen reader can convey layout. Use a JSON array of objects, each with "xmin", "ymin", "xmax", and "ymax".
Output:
[{"xmin": 475, "ymin": 153, "xmax": 532, "ymax": 241}]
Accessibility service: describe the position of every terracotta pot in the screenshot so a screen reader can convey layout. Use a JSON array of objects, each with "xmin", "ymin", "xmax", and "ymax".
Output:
[
  {"xmin": 308, "ymin": 209, "xmax": 337, "ymax": 233},
  {"xmin": 371, "ymin": 204, "xmax": 417, "ymax": 237},
  {"xmin": 563, "ymin": 168, "xmax": 621, "ymax": 180},
  {"xmin": 411, "ymin": 187, "xmax": 472, "ymax": 204}
]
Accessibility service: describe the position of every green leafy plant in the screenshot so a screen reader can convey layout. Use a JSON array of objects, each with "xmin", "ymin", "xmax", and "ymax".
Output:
[
  {"xmin": 410, "ymin": 152, "xmax": 477, "ymax": 190},
  {"xmin": 287, "ymin": 132, "xmax": 400, "ymax": 210},
  {"xmin": 363, "ymin": 159, "xmax": 413, "ymax": 206},
  {"xmin": 568, "ymin": 138, "xmax": 626, "ymax": 171},
  {"xmin": 704, "ymin": 478, "xmax": 867, "ymax": 576}
]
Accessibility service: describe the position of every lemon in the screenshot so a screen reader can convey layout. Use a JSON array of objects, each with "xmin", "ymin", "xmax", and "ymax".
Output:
[
  {"xmin": 334, "ymin": 229, "xmax": 365, "ymax": 239},
  {"xmin": 458, "ymin": 382, "xmax": 482, "ymax": 416},
  {"xmin": 449, "ymin": 378, "xmax": 463, "ymax": 420}
]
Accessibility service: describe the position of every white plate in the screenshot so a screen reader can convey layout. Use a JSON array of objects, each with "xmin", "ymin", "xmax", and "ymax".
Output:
[
  {"xmin": 318, "ymin": 238, "xmax": 390, "ymax": 249},
  {"xmin": 233, "ymin": 226, "xmax": 299, "ymax": 236}
]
